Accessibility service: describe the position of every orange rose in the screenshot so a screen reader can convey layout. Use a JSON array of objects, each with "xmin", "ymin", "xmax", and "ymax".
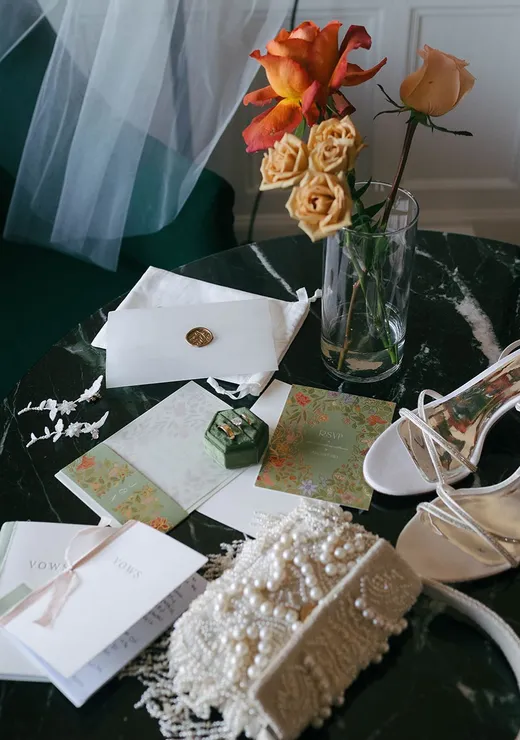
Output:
[
  {"xmin": 243, "ymin": 22, "xmax": 386, "ymax": 152},
  {"xmin": 400, "ymin": 46, "xmax": 475, "ymax": 116}
]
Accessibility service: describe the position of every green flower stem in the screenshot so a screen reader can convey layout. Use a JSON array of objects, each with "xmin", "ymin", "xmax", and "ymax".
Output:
[
  {"xmin": 337, "ymin": 232, "xmax": 398, "ymax": 373},
  {"xmin": 374, "ymin": 269, "xmax": 398, "ymax": 364},
  {"xmin": 337, "ymin": 279, "xmax": 361, "ymax": 372},
  {"xmin": 336, "ymin": 115, "xmax": 420, "ymax": 374},
  {"xmin": 380, "ymin": 118, "xmax": 418, "ymax": 230}
]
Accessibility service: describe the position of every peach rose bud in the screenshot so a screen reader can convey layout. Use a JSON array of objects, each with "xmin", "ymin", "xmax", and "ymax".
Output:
[{"xmin": 400, "ymin": 45, "xmax": 475, "ymax": 117}]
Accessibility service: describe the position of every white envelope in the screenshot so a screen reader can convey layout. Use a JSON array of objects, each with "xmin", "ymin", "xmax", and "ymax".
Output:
[
  {"xmin": 199, "ymin": 380, "xmax": 303, "ymax": 536},
  {"xmin": 105, "ymin": 299, "xmax": 279, "ymax": 388},
  {"xmin": 2, "ymin": 521, "xmax": 206, "ymax": 681}
]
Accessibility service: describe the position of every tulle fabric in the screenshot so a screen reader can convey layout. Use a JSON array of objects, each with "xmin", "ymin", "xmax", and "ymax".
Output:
[{"xmin": 0, "ymin": 0, "xmax": 292, "ymax": 269}]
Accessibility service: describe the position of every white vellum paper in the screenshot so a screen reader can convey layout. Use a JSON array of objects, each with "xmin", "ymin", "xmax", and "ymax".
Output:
[
  {"xmin": 92, "ymin": 268, "xmax": 319, "ymax": 399},
  {"xmin": 2, "ymin": 522, "xmax": 206, "ymax": 679},
  {"xmin": 105, "ymin": 299, "xmax": 278, "ymax": 389},
  {"xmin": 199, "ymin": 380, "xmax": 305, "ymax": 536}
]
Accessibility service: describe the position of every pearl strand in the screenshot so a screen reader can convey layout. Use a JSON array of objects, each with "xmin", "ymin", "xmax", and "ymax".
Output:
[{"xmin": 206, "ymin": 507, "xmax": 380, "ymax": 693}]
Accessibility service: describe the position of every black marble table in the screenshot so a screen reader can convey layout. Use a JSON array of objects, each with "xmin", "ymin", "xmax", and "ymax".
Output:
[{"xmin": 1, "ymin": 231, "xmax": 520, "ymax": 740}]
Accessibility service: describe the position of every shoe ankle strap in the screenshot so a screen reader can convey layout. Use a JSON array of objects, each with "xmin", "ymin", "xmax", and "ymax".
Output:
[
  {"xmin": 499, "ymin": 340, "xmax": 520, "ymax": 360},
  {"xmin": 424, "ymin": 578, "xmax": 520, "ymax": 740},
  {"xmin": 418, "ymin": 486, "xmax": 518, "ymax": 568}
]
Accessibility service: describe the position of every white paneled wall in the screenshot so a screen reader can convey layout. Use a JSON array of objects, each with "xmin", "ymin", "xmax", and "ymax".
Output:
[{"xmin": 208, "ymin": 1, "xmax": 520, "ymax": 245}]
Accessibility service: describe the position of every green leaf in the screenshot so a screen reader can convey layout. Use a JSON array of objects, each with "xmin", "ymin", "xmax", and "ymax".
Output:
[
  {"xmin": 377, "ymin": 84, "xmax": 404, "ymax": 109},
  {"xmin": 347, "ymin": 170, "xmax": 356, "ymax": 194},
  {"xmin": 373, "ymin": 235, "xmax": 391, "ymax": 269},
  {"xmin": 352, "ymin": 199, "xmax": 363, "ymax": 217},
  {"xmin": 363, "ymin": 239, "xmax": 375, "ymax": 273},
  {"xmin": 362, "ymin": 199, "xmax": 387, "ymax": 219},
  {"xmin": 293, "ymin": 119, "xmax": 306, "ymax": 138},
  {"xmin": 353, "ymin": 178, "xmax": 372, "ymax": 200},
  {"xmin": 351, "ymin": 214, "xmax": 373, "ymax": 230}
]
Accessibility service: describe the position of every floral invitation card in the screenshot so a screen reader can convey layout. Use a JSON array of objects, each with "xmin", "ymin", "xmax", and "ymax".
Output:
[
  {"xmin": 255, "ymin": 385, "xmax": 395, "ymax": 510},
  {"xmin": 56, "ymin": 382, "xmax": 241, "ymax": 531}
]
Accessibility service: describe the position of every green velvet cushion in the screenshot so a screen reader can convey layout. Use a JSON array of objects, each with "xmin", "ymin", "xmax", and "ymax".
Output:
[
  {"xmin": 0, "ymin": 16, "xmax": 237, "ymax": 274},
  {"xmin": 0, "ymin": 227, "xmax": 144, "ymax": 400},
  {"xmin": 0, "ymin": 18, "xmax": 238, "ymax": 400},
  {"xmin": 121, "ymin": 167, "xmax": 236, "ymax": 270},
  {"xmin": 0, "ymin": 162, "xmax": 237, "ymax": 400}
]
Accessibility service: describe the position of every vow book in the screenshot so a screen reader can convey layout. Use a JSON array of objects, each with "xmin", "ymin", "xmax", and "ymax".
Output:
[
  {"xmin": 56, "ymin": 382, "xmax": 242, "ymax": 531},
  {"xmin": 0, "ymin": 521, "xmax": 206, "ymax": 704},
  {"xmin": 0, "ymin": 521, "xmax": 88, "ymax": 681}
]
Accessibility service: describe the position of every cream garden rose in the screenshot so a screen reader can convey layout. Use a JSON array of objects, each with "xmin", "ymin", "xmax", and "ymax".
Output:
[
  {"xmin": 286, "ymin": 171, "xmax": 352, "ymax": 242},
  {"xmin": 308, "ymin": 115, "xmax": 365, "ymax": 173},
  {"xmin": 259, "ymin": 133, "xmax": 309, "ymax": 190},
  {"xmin": 309, "ymin": 138, "xmax": 352, "ymax": 174},
  {"xmin": 400, "ymin": 45, "xmax": 475, "ymax": 116},
  {"xmin": 308, "ymin": 115, "xmax": 357, "ymax": 146}
]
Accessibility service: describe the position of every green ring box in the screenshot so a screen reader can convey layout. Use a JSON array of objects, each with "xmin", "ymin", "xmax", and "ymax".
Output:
[{"xmin": 204, "ymin": 407, "xmax": 269, "ymax": 469}]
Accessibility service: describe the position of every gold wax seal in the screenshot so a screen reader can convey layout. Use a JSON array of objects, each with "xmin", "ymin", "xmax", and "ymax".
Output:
[{"xmin": 186, "ymin": 327, "xmax": 214, "ymax": 347}]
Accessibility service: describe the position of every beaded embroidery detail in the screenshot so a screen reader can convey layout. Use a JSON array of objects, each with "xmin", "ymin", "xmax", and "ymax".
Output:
[{"xmin": 164, "ymin": 501, "xmax": 422, "ymax": 739}]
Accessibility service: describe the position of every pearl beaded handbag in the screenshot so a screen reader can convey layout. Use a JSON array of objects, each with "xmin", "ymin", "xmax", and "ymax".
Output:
[{"xmin": 164, "ymin": 501, "xmax": 520, "ymax": 740}]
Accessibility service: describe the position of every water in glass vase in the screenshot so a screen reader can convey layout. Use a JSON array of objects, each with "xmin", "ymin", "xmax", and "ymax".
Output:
[
  {"xmin": 321, "ymin": 303, "xmax": 405, "ymax": 382},
  {"xmin": 321, "ymin": 181, "xmax": 418, "ymax": 383}
]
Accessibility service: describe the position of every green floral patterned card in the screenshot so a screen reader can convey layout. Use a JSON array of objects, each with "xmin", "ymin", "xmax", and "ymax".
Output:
[
  {"xmin": 58, "ymin": 444, "xmax": 188, "ymax": 532},
  {"xmin": 255, "ymin": 385, "xmax": 395, "ymax": 510},
  {"xmin": 56, "ymin": 382, "xmax": 243, "ymax": 532}
]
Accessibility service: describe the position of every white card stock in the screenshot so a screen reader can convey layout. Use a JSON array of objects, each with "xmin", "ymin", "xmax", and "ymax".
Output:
[{"xmin": 1, "ymin": 521, "xmax": 206, "ymax": 704}]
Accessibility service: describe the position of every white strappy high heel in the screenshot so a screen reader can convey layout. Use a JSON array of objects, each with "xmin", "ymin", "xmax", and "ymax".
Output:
[
  {"xmin": 397, "ymin": 472, "xmax": 520, "ymax": 582},
  {"xmin": 363, "ymin": 340, "xmax": 520, "ymax": 496},
  {"xmin": 396, "ymin": 428, "xmax": 520, "ymax": 582}
]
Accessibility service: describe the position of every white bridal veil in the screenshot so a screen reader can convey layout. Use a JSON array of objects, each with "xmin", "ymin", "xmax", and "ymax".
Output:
[{"xmin": 0, "ymin": 0, "xmax": 293, "ymax": 269}]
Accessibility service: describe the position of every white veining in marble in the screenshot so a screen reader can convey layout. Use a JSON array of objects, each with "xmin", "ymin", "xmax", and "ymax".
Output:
[
  {"xmin": 416, "ymin": 249, "xmax": 501, "ymax": 364},
  {"xmin": 0, "ymin": 401, "xmax": 14, "ymax": 457},
  {"xmin": 457, "ymin": 682, "xmax": 477, "ymax": 704},
  {"xmin": 250, "ymin": 243, "xmax": 296, "ymax": 298},
  {"xmin": 453, "ymin": 294, "xmax": 500, "ymax": 364}
]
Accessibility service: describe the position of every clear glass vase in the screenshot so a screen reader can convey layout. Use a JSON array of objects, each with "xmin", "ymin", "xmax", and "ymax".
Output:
[{"xmin": 321, "ymin": 181, "xmax": 419, "ymax": 383}]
